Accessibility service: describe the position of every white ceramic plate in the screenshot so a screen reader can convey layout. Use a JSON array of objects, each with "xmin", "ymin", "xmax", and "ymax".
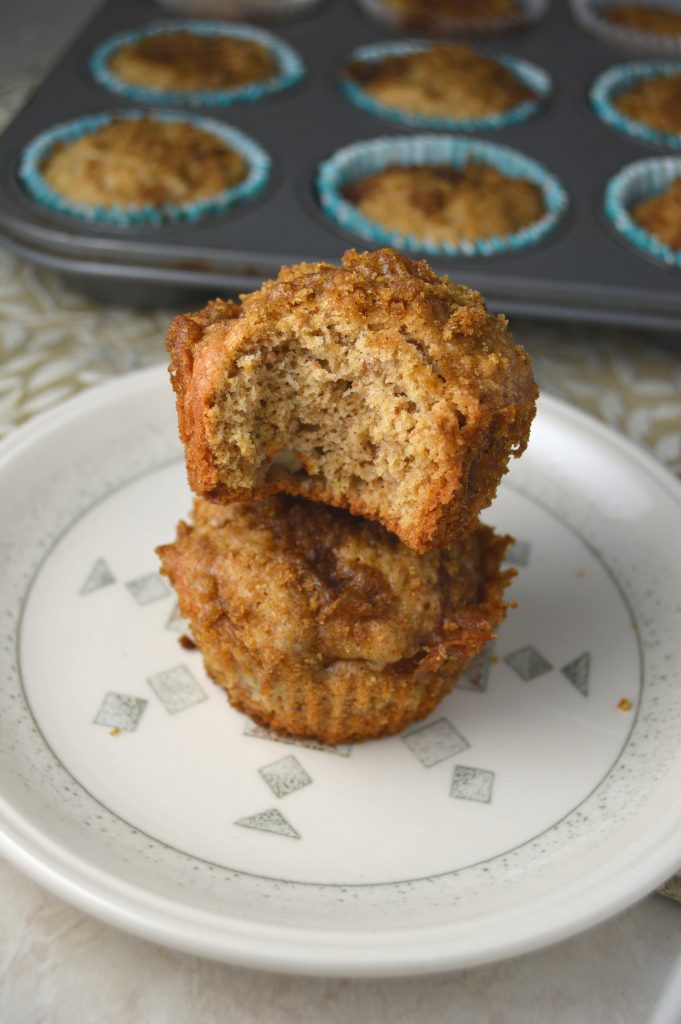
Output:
[{"xmin": 1, "ymin": 366, "xmax": 681, "ymax": 977}]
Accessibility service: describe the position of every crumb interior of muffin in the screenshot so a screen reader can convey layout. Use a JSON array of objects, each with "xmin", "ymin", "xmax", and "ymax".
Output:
[
  {"xmin": 602, "ymin": 4, "xmax": 681, "ymax": 35},
  {"xmin": 614, "ymin": 73, "xmax": 681, "ymax": 133},
  {"xmin": 109, "ymin": 30, "xmax": 278, "ymax": 92},
  {"xmin": 382, "ymin": 0, "xmax": 520, "ymax": 24},
  {"xmin": 631, "ymin": 177, "xmax": 681, "ymax": 249},
  {"xmin": 346, "ymin": 43, "xmax": 535, "ymax": 120},
  {"xmin": 341, "ymin": 162, "xmax": 545, "ymax": 244},
  {"xmin": 41, "ymin": 117, "xmax": 247, "ymax": 209}
]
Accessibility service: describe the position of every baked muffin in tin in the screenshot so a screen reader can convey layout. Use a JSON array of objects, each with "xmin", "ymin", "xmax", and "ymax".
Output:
[
  {"xmin": 341, "ymin": 41, "xmax": 550, "ymax": 132},
  {"xmin": 572, "ymin": 0, "xmax": 681, "ymax": 54},
  {"xmin": 317, "ymin": 135, "xmax": 567, "ymax": 258},
  {"xmin": 90, "ymin": 20, "xmax": 304, "ymax": 107},
  {"xmin": 19, "ymin": 110, "xmax": 270, "ymax": 226},
  {"xmin": 591, "ymin": 61, "xmax": 681, "ymax": 149},
  {"xmin": 357, "ymin": 0, "xmax": 548, "ymax": 35},
  {"xmin": 605, "ymin": 155, "xmax": 681, "ymax": 267}
]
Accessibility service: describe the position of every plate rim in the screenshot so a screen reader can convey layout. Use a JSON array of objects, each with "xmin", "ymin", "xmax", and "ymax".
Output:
[{"xmin": 1, "ymin": 364, "xmax": 681, "ymax": 977}]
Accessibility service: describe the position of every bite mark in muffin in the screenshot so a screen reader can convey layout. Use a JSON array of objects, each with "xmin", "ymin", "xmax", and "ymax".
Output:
[{"xmin": 166, "ymin": 247, "xmax": 537, "ymax": 553}]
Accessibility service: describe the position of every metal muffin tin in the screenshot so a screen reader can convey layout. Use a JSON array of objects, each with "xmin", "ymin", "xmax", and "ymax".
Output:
[{"xmin": 0, "ymin": 0, "xmax": 680, "ymax": 329}]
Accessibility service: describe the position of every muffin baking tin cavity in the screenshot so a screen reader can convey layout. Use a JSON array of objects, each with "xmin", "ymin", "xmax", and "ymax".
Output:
[{"xmin": 0, "ymin": 0, "xmax": 680, "ymax": 330}]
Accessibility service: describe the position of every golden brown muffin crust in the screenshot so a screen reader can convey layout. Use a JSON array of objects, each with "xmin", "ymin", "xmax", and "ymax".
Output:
[
  {"xmin": 158, "ymin": 496, "xmax": 513, "ymax": 743},
  {"xmin": 614, "ymin": 73, "xmax": 681, "ymax": 134},
  {"xmin": 346, "ymin": 43, "xmax": 535, "ymax": 120},
  {"xmin": 381, "ymin": 0, "xmax": 520, "ymax": 27},
  {"xmin": 109, "ymin": 30, "xmax": 277, "ymax": 92},
  {"xmin": 342, "ymin": 162, "xmax": 545, "ymax": 245},
  {"xmin": 166, "ymin": 248, "xmax": 537, "ymax": 553},
  {"xmin": 42, "ymin": 117, "xmax": 247, "ymax": 209},
  {"xmin": 602, "ymin": 4, "xmax": 681, "ymax": 34},
  {"xmin": 631, "ymin": 177, "xmax": 681, "ymax": 249}
]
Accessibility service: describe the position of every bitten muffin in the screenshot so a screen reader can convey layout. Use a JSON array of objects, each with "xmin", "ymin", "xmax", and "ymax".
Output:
[
  {"xmin": 602, "ymin": 5, "xmax": 681, "ymax": 35},
  {"xmin": 378, "ymin": 0, "xmax": 521, "ymax": 28},
  {"xmin": 108, "ymin": 29, "xmax": 278, "ymax": 93},
  {"xmin": 342, "ymin": 163, "xmax": 546, "ymax": 246},
  {"xmin": 631, "ymin": 176, "xmax": 681, "ymax": 248},
  {"xmin": 166, "ymin": 247, "xmax": 537, "ymax": 553},
  {"xmin": 41, "ymin": 117, "xmax": 248, "ymax": 209},
  {"xmin": 614, "ymin": 72, "xmax": 681, "ymax": 133},
  {"xmin": 157, "ymin": 496, "xmax": 514, "ymax": 744},
  {"xmin": 345, "ymin": 43, "xmax": 535, "ymax": 120}
]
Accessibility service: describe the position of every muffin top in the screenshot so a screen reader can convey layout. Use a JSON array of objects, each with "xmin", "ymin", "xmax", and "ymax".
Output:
[
  {"xmin": 631, "ymin": 177, "xmax": 681, "ymax": 249},
  {"xmin": 341, "ymin": 162, "xmax": 545, "ymax": 245},
  {"xmin": 345, "ymin": 43, "xmax": 535, "ymax": 120},
  {"xmin": 602, "ymin": 5, "xmax": 681, "ymax": 35},
  {"xmin": 164, "ymin": 495, "xmax": 511, "ymax": 671},
  {"xmin": 614, "ymin": 72, "xmax": 681, "ymax": 133},
  {"xmin": 380, "ymin": 0, "xmax": 521, "ymax": 27},
  {"xmin": 41, "ymin": 117, "xmax": 248, "ymax": 209},
  {"xmin": 108, "ymin": 29, "xmax": 278, "ymax": 92}
]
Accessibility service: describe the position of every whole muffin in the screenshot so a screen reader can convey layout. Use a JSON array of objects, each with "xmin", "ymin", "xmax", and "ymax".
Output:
[
  {"xmin": 166, "ymin": 247, "xmax": 537, "ymax": 553},
  {"xmin": 341, "ymin": 162, "xmax": 546, "ymax": 246},
  {"xmin": 158, "ymin": 496, "xmax": 513, "ymax": 744},
  {"xmin": 345, "ymin": 43, "xmax": 536, "ymax": 121},
  {"xmin": 631, "ymin": 176, "xmax": 681, "ymax": 248},
  {"xmin": 41, "ymin": 116, "xmax": 248, "ymax": 209},
  {"xmin": 108, "ymin": 29, "xmax": 277, "ymax": 93},
  {"xmin": 602, "ymin": 5, "xmax": 681, "ymax": 35},
  {"xmin": 614, "ymin": 71, "xmax": 681, "ymax": 133}
]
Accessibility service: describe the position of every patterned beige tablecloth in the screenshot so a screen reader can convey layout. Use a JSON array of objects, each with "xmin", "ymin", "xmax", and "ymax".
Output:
[{"xmin": 0, "ymin": 73, "xmax": 680, "ymax": 906}]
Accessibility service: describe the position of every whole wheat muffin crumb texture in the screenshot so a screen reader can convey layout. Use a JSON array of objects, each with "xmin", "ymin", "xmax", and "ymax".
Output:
[
  {"xmin": 166, "ymin": 247, "xmax": 537, "ymax": 553},
  {"xmin": 42, "ymin": 117, "xmax": 248, "ymax": 209},
  {"xmin": 346, "ymin": 43, "xmax": 535, "ymax": 120}
]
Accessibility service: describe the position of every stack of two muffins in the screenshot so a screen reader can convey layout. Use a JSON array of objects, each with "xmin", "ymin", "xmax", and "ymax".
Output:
[{"xmin": 158, "ymin": 248, "xmax": 538, "ymax": 745}]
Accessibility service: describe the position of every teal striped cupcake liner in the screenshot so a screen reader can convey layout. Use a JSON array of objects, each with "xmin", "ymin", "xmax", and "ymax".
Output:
[
  {"xmin": 340, "ymin": 42, "xmax": 551, "ymax": 132},
  {"xmin": 316, "ymin": 135, "xmax": 568, "ymax": 258},
  {"xmin": 89, "ymin": 20, "xmax": 305, "ymax": 107},
  {"xmin": 591, "ymin": 62, "xmax": 681, "ymax": 150},
  {"xmin": 18, "ymin": 109, "xmax": 271, "ymax": 227},
  {"xmin": 605, "ymin": 157, "xmax": 681, "ymax": 268}
]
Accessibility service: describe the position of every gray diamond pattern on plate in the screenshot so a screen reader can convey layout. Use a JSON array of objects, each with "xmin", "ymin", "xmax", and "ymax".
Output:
[
  {"xmin": 126, "ymin": 572, "xmax": 170, "ymax": 606},
  {"xmin": 458, "ymin": 644, "xmax": 494, "ymax": 693},
  {"xmin": 562, "ymin": 651, "xmax": 591, "ymax": 696},
  {"xmin": 165, "ymin": 602, "xmax": 189, "ymax": 633},
  {"xmin": 503, "ymin": 539, "xmax": 530, "ymax": 567},
  {"xmin": 402, "ymin": 718, "xmax": 469, "ymax": 768},
  {"xmin": 450, "ymin": 765, "xmax": 495, "ymax": 803},
  {"xmin": 94, "ymin": 692, "xmax": 147, "ymax": 731},
  {"xmin": 504, "ymin": 645, "xmax": 552, "ymax": 681},
  {"xmin": 79, "ymin": 558, "xmax": 115, "ymax": 595},
  {"xmin": 147, "ymin": 664, "xmax": 207, "ymax": 714},
  {"xmin": 244, "ymin": 722, "xmax": 352, "ymax": 757},
  {"xmin": 235, "ymin": 809, "xmax": 300, "ymax": 839},
  {"xmin": 259, "ymin": 755, "xmax": 312, "ymax": 798}
]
